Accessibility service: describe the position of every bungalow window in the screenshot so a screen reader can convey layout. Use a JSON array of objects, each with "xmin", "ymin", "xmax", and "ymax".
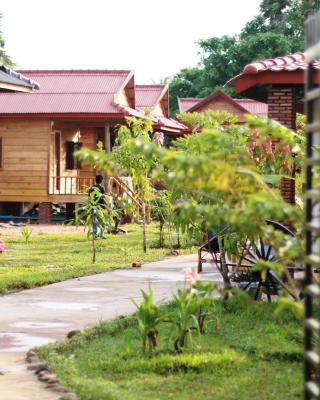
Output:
[
  {"xmin": 66, "ymin": 141, "xmax": 82, "ymax": 170},
  {"xmin": 0, "ymin": 137, "xmax": 2, "ymax": 169},
  {"xmin": 96, "ymin": 127, "xmax": 105, "ymax": 149}
]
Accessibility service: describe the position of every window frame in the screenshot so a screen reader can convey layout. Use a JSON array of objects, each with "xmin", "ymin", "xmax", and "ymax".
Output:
[
  {"xmin": 0, "ymin": 137, "xmax": 3, "ymax": 169},
  {"xmin": 66, "ymin": 141, "xmax": 82, "ymax": 170}
]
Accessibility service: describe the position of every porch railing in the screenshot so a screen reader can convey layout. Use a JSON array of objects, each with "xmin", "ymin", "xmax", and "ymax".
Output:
[
  {"xmin": 49, "ymin": 176, "xmax": 95, "ymax": 195},
  {"xmin": 109, "ymin": 176, "xmax": 143, "ymax": 209}
]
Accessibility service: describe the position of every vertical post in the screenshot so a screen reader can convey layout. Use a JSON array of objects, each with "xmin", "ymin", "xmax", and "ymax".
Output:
[
  {"xmin": 92, "ymin": 207, "xmax": 96, "ymax": 264},
  {"xmin": 105, "ymin": 124, "xmax": 111, "ymax": 153},
  {"xmin": 142, "ymin": 200, "xmax": 147, "ymax": 253},
  {"xmin": 66, "ymin": 203, "xmax": 75, "ymax": 221},
  {"xmin": 304, "ymin": 11, "xmax": 320, "ymax": 400},
  {"xmin": 267, "ymin": 87, "xmax": 296, "ymax": 204},
  {"xmin": 104, "ymin": 124, "xmax": 111, "ymax": 193},
  {"xmin": 38, "ymin": 202, "xmax": 52, "ymax": 224}
]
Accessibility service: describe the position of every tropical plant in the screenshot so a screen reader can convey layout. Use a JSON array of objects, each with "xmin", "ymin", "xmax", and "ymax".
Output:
[
  {"xmin": 77, "ymin": 116, "xmax": 161, "ymax": 253},
  {"xmin": 151, "ymin": 189, "xmax": 176, "ymax": 249},
  {"xmin": 180, "ymin": 268, "xmax": 219, "ymax": 336},
  {"xmin": 133, "ymin": 110, "xmax": 303, "ymax": 313},
  {"xmin": 21, "ymin": 226, "xmax": 32, "ymax": 244},
  {"xmin": 171, "ymin": 287, "xmax": 201, "ymax": 352},
  {"xmin": 193, "ymin": 281, "xmax": 219, "ymax": 334},
  {"xmin": 131, "ymin": 288, "xmax": 162, "ymax": 354},
  {"xmin": 74, "ymin": 188, "xmax": 112, "ymax": 263},
  {"xmin": 111, "ymin": 118, "xmax": 155, "ymax": 253}
]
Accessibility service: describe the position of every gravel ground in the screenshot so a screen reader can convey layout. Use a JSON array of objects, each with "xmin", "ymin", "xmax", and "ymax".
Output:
[{"xmin": 0, "ymin": 223, "xmax": 84, "ymax": 237}]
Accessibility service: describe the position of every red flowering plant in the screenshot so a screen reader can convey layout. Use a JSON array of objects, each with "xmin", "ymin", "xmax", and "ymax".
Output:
[{"xmin": 246, "ymin": 115, "xmax": 304, "ymax": 179}]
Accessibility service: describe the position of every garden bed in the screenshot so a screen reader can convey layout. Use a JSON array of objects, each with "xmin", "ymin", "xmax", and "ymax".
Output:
[{"xmin": 38, "ymin": 300, "xmax": 302, "ymax": 400}]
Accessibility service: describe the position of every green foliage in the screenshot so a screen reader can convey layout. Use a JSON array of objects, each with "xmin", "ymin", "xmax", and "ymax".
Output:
[
  {"xmin": 274, "ymin": 296, "xmax": 304, "ymax": 319},
  {"xmin": 77, "ymin": 116, "xmax": 162, "ymax": 254},
  {"xmin": 39, "ymin": 301, "xmax": 303, "ymax": 400},
  {"xmin": 0, "ymin": 14, "xmax": 14, "ymax": 67},
  {"xmin": 146, "ymin": 112, "xmax": 299, "ymax": 238},
  {"xmin": 170, "ymin": 287, "xmax": 200, "ymax": 351},
  {"xmin": 127, "ymin": 272, "xmax": 219, "ymax": 356},
  {"xmin": 168, "ymin": 0, "xmax": 318, "ymax": 115},
  {"xmin": 76, "ymin": 189, "xmax": 111, "ymax": 236},
  {"xmin": 131, "ymin": 288, "xmax": 162, "ymax": 354},
  {"xmin": 111, "ymin": 117, "xmax": 157, "ymax": 201},
  {"xmin": 169, "ymin": 278, "xmax": 219, "ymax": 351},
  {"xmin": 133, "ymin": 111, "xmax": 303, "ymax": 304},
  {"xmin": 193, "ymin": 281, "xmax": 218, "ymax": 334},
  {"xmin": 150, "ymin": 189, "xmax": 177, "ymax": 248},
  {"xmin": 21, "ymin": 226, "xmax": 32, "ymax": 244},
  {"xmin": 75, "ymin": 188, "xmax": 112, "ymax": 263}
]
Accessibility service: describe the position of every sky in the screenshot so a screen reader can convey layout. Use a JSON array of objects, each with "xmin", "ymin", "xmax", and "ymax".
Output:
[{"xmin": 1, "ymin": 0, "xmax": 261, "ymax": 83}]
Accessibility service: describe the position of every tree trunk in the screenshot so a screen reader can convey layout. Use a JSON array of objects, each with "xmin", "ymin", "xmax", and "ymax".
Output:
[
  {"xmin": 92, "ymin": 210, "xmax": 96, "ymax": 263},
  {"xmin": 177, "ymin": 231, "xmax": 181, "ymax": 249},
  {"xmin": 159, "ymin": 220, "xmax": 164, "ymax": 248},
  {"xmin": 142, "ymin": 201, "xmax": 147, "ymax": 253},
  {"xmin": 92, "ymin": 234, "xmax": 96, "ymax": 263},
  {"xmin": 168, "ymin": 222, "xmax": 173, "ymax": 252},
  {"xmin": 218, "ymin": 236, "xmax": 230, "ymax": 287}
]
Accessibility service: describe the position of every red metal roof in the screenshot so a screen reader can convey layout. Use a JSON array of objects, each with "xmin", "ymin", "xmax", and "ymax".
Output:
[
  {"xmin": 178, "ymin": 92, "xmax": 268, "ymax": 118},
  {"xmin": 156, "ymin": 116, "xmax": 188, "ymax": 131},
  {"xmin": 0, "ymin": 70, "xmax": 133, "ymax": 115},
  {"xmin": 135, "ymin": 84, "xmax": 167, "ymax": 109},
  {"xmin": 0, "ymin": 69, "xmax": 188, "ymax": 133},
  {"xmin": 178, "ymin": 98, "xmax": 204, "ymax": 113},
  {"xmin": 120, "ymin": 105, "xmax": 187, "ymax": 132},
  {"xmin": 235, "ymin": 99, "xmax": 268, "ymax": 118}
]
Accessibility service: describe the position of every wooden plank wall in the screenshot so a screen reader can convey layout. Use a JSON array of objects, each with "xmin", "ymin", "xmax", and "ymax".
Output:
[
  {"xmin": 197, "ymin": 99, "xmax": 245, "ymax": 122},
  {"xmin": 153, "ymin": 102, "xmax": 165, "ymax": 117},
  {"xmin": 79, "ymin": 127, "xmax": 96, "ymax": 180},
  {"xmin": 0, "ymin": 119, "xmax": 51, "ymax": 202}
]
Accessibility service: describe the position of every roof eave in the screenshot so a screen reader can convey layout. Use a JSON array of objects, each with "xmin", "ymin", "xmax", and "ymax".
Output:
[
  {"xmin": 226, "ymin": 70, "xmax": 311, "ymax": 95},
  {"xmin": 0, "ymin": 112, "xmax": 126, "ymax": 119},
  {"xmin": 0, "ymin": 82, "xmax": 34, "ymax": 93}
]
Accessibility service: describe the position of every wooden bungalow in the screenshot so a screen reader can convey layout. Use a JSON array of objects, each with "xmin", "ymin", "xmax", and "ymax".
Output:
[
  {"xmin": 178, "ymin": 90, "xmax": 268, "ymax": 121},
  {"xmin": 0, "ymin": 70, "xmax": 187, "ymax": 222}
]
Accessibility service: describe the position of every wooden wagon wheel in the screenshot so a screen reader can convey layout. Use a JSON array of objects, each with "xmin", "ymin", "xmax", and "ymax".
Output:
[{"xmin": 228, "ymin": 220, "xmax": 296, "ymax": 301}]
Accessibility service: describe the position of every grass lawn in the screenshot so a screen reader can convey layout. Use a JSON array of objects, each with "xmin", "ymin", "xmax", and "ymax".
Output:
[
  {"xmin": 0, "ymin": 223, "xmax": 195, "ymax": 294},
  {"xmin": 39, "ymin": 300, "xmax": 303, "ymax": 400}
]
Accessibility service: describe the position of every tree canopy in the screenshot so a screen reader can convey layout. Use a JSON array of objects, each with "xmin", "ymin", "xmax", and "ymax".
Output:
[
  {"xmin": 168, "ymin": 0, "xmax": 320, "ymax": 115},
  {"xmin": 0, "ymin": 14, "xmax": 13, "ymax": 67}
]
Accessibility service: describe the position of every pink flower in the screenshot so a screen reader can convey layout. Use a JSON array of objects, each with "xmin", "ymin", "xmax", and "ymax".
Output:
[
  {"xmin": 181, "ymin": 267, "xmax": 200, "ymax": 285},
  {"xmin": 0, "ymin": 239, "xmax": 5, "ymax": 253},
  {"xmin": 153, "ymin": 132, "xmax": 164, "ymax": 145}
]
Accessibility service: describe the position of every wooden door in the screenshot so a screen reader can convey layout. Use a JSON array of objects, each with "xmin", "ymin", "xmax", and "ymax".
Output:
[{"xmin": 78, "ymin": 128, "xmax": 96, "ymax": 189}]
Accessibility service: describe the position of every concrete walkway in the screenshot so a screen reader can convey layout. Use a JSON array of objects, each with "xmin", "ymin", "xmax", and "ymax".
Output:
[{"xmin": 0, "ymin": 253, "xmax": 220, "ymax": 400}]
